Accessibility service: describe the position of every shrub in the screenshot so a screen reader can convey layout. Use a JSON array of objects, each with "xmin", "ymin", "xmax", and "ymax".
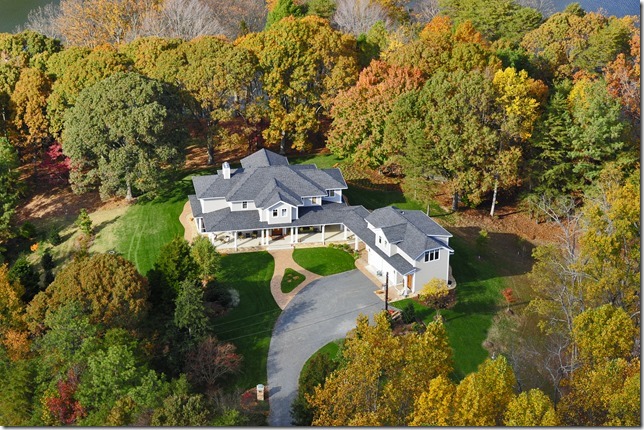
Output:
[
  {"xmin": 47, "ymin": 228, "xmax": 62, "ymax": 246},
  {"xmin": 401, "ymin": 302, "xmax": 416, "ymax": 324},
  {"xmin": 75, "ymin": 209, "xmax": 93, "ymax": 236},
  {"xmin": 9, "ymin": 256, "xmax": 40, "ymax": 302},
  {"xmin": 41, "ymin": 249, "xmax": 55, "ymax": 271},
  {"xmin": 18, "ymin": 222, "xmax": 37, "ymax": 239}
]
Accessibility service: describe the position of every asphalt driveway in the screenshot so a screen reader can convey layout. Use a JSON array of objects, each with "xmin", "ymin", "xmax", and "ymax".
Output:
[{"xmin": 267, "ymin": 269, "xmax": 383, "ymax": 426}]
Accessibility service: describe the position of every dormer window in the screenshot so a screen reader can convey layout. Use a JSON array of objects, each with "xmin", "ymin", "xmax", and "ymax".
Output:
[
  {"xmin": 281, "ymin": 208, "xmax": 287, "ymax": 216},
  {"xmin": 242, "ymin": 201, "xmax": 248, "ymax": 209},
  {"xmin": 312, "ymin": 197, "xmax": 320, "ymax": 205},
  {"xmin": 272, "ymin": 209, "xmax": 278, "ymax": 217},
  {"xmin": 425, "ymin": 249, "xmax": 439, "ymax": 262},
  {"xmin": 378, "ymin": 236, "xmax": 382, "ymax": 244},
  {"xmin": 328, "ymin": 190, "xmax": 335, "ymax": 197}
]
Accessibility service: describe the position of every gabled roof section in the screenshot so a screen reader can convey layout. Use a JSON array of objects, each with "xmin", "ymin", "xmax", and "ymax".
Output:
[
  {"xmin": 240, "ymin": 149, "xmax": 289, "ymax": 169},
  {"xmin": 255, "ymin": 178, "xmax": 302, "ymax": 208},
  {"xmin": 380, "ymin": 224, "xmax": 407, "ymax": 243},
  {"xmin": 365, "ymin": 206, "xmax": 453, "ymax": 259},
  {"xmin": 192, "ymin": 149, "xmax": 349, "ymax": 207},
  {"xmin": 366, "ymin": 206, "xmax": 451, "ymax": 237}
]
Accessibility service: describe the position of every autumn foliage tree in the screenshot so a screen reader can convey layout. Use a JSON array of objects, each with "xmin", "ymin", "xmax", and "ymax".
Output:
[
  {"xmin": 503, "ymin": 389, "xmax": 558, "ymax": 426},
  {"xmin": 239, "ymin": 15, "xmax": 358, "ymax": 152},
  {"xmin": 9, "ymin": 67, "xmax": 52, "ymax": 165},
  {"xmin": 451, "ymin": 355, "xmax": 517, "ymax": 426},
  {"xmin": 43, "ymin": 368, "xmax": 86, "ymax": 425},
  {"xmin": 327, "ymin": 60, "xmax": 423, "ymax": 168},
  {"xmin": 308, "ymin": 312, "xmax": 453, "ymax": 425},
  {"xmin": 25, "ymin": 254, "xmax": 149, "ymax": 334},
  {"xmin": 184, "ymin": 336, "xmax": 242, "ymax": 389}
]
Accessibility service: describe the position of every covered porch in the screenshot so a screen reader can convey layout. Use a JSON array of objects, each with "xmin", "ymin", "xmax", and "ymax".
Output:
[{"xmin": 209, "ymin": 223, "xmax": 362, "ymax": 252}]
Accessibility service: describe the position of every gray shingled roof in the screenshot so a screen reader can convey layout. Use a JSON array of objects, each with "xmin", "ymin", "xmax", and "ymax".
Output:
[
  {"xmin": 365, "ymin": 206, "xmax": 452, "ymax": 259},
  {"xmin": 240, "ymin": 149, "xmax": 289, "ymax": 169},
  {"xmin": 202, "ymin": 202, "xmax": 360, "ymax": 232},
  {"xmin": 342, "ymin": 208, "xmax": 415, "ymax": 275},
  {"xmin": 188, "ymin": 194, "xmax": 202, "ymax": 217},
  {"xmin": 192, "ymin": 150, "xmax": 347, "ymax": 210}
]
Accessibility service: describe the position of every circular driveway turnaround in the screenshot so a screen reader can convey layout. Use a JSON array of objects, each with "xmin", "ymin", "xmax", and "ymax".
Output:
[{"xmin": 267, "ymin": 269, "xmax": 383, "ymax": 426}]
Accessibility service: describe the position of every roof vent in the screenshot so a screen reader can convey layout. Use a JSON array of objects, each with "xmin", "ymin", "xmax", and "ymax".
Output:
[{"xmin": 222, "ymin": 162, "xmax": 231, "ymax": 179}]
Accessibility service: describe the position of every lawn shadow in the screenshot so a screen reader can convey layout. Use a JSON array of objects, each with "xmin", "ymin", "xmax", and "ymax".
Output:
[
  {"xmin": 450, "ymin": 227, "xmax": 536, "ymax": 282},
  {"xmin": 93, "ymin": 217, "xmax": 119, "ymax": 236}
]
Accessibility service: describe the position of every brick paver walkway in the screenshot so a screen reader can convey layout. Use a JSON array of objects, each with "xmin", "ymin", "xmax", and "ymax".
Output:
[{"xmin": 268, "ymin": 249, "xmax": 321, "ymax": 309}]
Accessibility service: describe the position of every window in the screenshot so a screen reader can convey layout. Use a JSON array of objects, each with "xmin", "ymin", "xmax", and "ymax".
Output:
[
  {"xmin": 424, "ymin": 249, "xmax": 439, "ymax": 262},
  {"xmin": 281, "ymin": 208, "xmax": 287, "ymax": 216},
  {"xmin": 242, "ymin": 201, "xmax": 248, "ymax": 209},
  {"xmin": 312, "ymin": 197, "xmax": 319, "ymax": 205},
  {"xmin": 378, "ymin": 235, "xmax": 382, "ymax": 244},
  {"xmin": 328, "ymin": 190, "xmax": 335, "ymax": 197},
  {"xmin": 272, "ymin": 209, "xmax": 278, "ymax": 217}
]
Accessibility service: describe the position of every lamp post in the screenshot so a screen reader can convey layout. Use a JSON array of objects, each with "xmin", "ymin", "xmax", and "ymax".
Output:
[{"xmin": 384, "ymin": 272, "xmax": 389, "ymax": 312}]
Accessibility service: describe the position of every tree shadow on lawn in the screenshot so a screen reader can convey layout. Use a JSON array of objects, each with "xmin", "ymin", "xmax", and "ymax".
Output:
[{"xmin": 450, "ymin": 228, "xmax": 536, "ymax": 283}]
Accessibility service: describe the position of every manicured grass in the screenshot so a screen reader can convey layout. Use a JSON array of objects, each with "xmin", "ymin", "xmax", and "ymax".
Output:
[
  {"xmin": 302, "ymin": 339, "xmax": 343, "ymax": 373},
  {"xmin": 289, "ymin": 153, "xmax": 344, "ymax": 169},
  {"xmin": 392, "ymin": 235, "xmax": 505, "ymax": 380},
  {"xmin": 212, "ymin": 251, "xmax": 278, "ymax": 390},
  {"xmin": 292, "ymin": 247, "xmax": 355, "ymax": 276},
  {"xmin": 281, "ymin": 268, "xmax": 305, "ymax": 293},
  {"xmin": 120, "ymin": 182, "xmax": 189, "ymax": 273},
  {"xmin": 89, "ymin": 176, "xmax": 193, "ymax": 275}
]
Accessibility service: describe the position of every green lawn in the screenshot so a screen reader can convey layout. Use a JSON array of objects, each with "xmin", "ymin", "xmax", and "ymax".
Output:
[
  {"xmin": 392, "ymin": 235, "xmax": 505, "ymax": 380},
  {"xmin": 91, "ymin": 176, "xmax": 193, "ymax": 275},
  {"xmin": 281, "ymin": 268, "xmax": 305, "ymax": 293},
  {"xmin": 292, "ymin": 247, "xmax": 356, "ymax": 276},
  {"xmin": 301, "ymin": 339, "xmax": 343, "ymax": 373},
  {"xmin": 289, "ymin": 153, "xmax": 344, "ymax": 169},
  {"xmin": 212, "ymin": 252, "xmax": 278, "ymax": 390}
]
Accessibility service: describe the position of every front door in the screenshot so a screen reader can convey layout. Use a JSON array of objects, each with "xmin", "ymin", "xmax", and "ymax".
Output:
[{"xmin": 406, "ymin": 274, "xmax": 413, "ymax": 291}]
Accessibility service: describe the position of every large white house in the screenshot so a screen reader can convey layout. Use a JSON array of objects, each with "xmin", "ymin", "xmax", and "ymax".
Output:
[{"xmin": 189, "ymin": 149, "xmax": 454, "ymax": 294}]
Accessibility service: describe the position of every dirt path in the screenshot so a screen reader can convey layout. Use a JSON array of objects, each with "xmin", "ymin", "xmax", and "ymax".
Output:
[{"xmin": 180, "ymin": 200, "xmax": 198, "ymax": 243}]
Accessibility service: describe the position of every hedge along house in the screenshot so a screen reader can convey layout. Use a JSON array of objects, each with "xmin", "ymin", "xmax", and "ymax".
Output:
[{"xmin": 189, "ymin": 149, "xmax": 454, "ymax": 295}]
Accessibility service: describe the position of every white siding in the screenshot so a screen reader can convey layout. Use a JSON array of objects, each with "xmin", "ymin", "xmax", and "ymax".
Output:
[
  {"xmin": 321, "ymin": 189, "xmax": 343, "ymax": 203},
  {"xmin": 266, "ymin": 202, "xmax": 293, "ymax": 224},
  {"xmin": 301, "ymin": 196, "xmax": 323, "ymax": 206},
  {"xmin": 230, "ymin": 201, "xmax": 257, "ymax": 212},
  {"xmin": 201, "ymin": 198, "xmax": 227, "ymax": 213},
  {"xmin": 413, "ymin": 249, "xmax": 450, "ymax": 288},
  {"xmin": 367, "ymin": 247, "xmax": 402, "ymax": 286}
]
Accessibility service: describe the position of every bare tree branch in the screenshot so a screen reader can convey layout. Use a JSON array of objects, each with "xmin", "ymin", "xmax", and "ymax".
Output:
[
  {"xmin": 129, "ymin": 0, "xmax": 226, "ymax": 41},
  {"xmin": 332, "ymin": 0, "xmax": 390, "ymax": 36},
  {"xmin": 409, "ymin": 0, "xmax": 439, "ymax": 24},
  {"xmin": 21, "ymin": 2, "xmax": 63, "ymax": 39}
]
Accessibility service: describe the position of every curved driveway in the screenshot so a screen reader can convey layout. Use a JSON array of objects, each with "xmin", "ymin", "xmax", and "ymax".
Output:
[{"xmin": 267, "ymin": 269, "xmax": 383, "ymax": 426}]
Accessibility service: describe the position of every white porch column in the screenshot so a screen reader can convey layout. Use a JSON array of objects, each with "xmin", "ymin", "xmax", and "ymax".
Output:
[
  {"xmin": 354, "ymin": 235, "xmax": 359, "ymax": 251},
  {"xmin": 234, "ymin": 231, "xmax": 238, "ymax": 250},
  {"xmin": 295, "ymin": 227, "xmax": 298, "ymax": 243},
  {"xmin": 343, "ymin": 225, "xmax": 348, "ymax": 240},
  {"xmin": 264, "ymin": 229, "xmax": 269, "ymax": 245},
  {"xmin": 322, "ymin": 225, "xmax": 325, "ymax": 245},
  {"xmin": 290, "ymin": 227, "xmax": 294, "ymax": 243}
]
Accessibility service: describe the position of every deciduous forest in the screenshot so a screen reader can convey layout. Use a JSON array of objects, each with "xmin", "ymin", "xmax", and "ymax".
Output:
[{"xmin": 0, "ymin": 0, "xmax": 639, "ymax": 426}]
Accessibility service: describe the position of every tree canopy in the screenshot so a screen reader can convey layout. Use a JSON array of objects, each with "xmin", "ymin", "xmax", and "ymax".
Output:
[{"xmin": 61, "ymin": 71, "xmax": 186, "ymax": 200}]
